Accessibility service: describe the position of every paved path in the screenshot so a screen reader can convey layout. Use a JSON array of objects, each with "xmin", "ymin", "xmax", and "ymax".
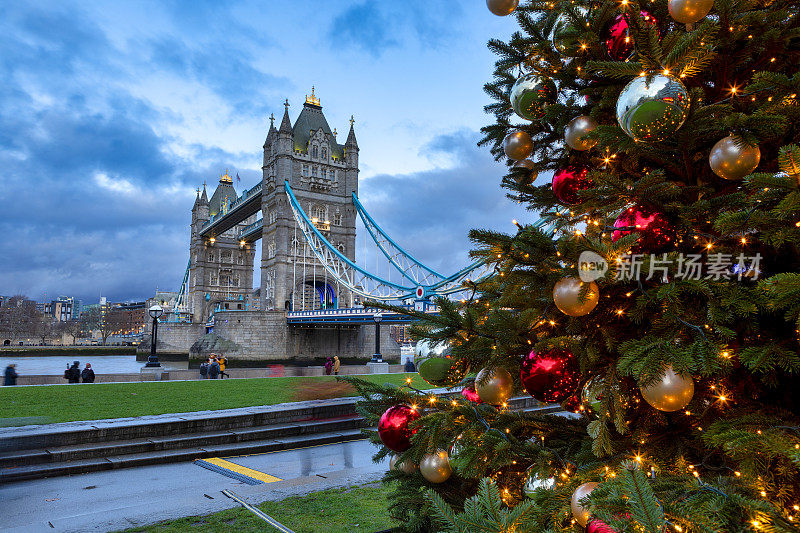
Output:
[{"xmin": 1, "ymin": 439, "xmax": 387, "ymax": 532}]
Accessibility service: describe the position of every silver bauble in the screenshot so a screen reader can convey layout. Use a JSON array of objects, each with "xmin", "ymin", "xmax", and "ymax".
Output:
[
  {"xmin": 475, "ymin": 367, "xmax": 514, "ymax": 405},
  {"xmin": 639, "ymin": 365, "xmax": 694, "ymax": 412},
  {"xmin": 513, "ymin": 159, "xmax": 538, "ymax": 184},
  {"xmin": 420, "ymin": 449, "xmax": 452, "ymax": 483},
  {"xmin": 564, "ymin": 115, "xmax": 599, "ymax": 151},
  {"xmin": 503, "ymin": 130, "xmax": 534, "ymax": 161},
  {"xmin": 510, "ymin": 73, "xmax": 557, "ymax": 121},
  {"xmin": 389, "ymin": 454, "xmax": 417, "ymax": 474},
  {"xmin": 571, "ymin": 481, "xmax": 599, "ymax": 527},
  {"xmin": 668, "ymin": 0, "xmax": 714, "ymax": 24},
  {"xmin": 553, "ymin": 276, "xmax": 599, "ymax": 317},
  {"xmin": 486, "ymin": 0, "xmax": 519, "ymax": 16},
  {"xmin": 709, "ymin": 135, "xmax": 761, "ymax": 180},
  {"xmin": 522, "ymin": 466, "xmax": 556, "ymax": 498},
  {"xmin": 616, "ymin": 74, "xmax": 690, "ymax": 142}
]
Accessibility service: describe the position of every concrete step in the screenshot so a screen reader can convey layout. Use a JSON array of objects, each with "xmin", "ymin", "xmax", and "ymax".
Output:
[
  {"xmin": 0, "ymin": 429, "xmax": 366, "ymax": 483},
  {"xmin": 0, "ymin": 415, "xmax": 365, "ymax": 468}
]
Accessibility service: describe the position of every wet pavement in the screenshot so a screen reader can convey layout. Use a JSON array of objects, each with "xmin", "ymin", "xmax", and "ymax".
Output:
[{"xmin": 0, "ymin": 439, "xmax": 387, "ymax": 532}]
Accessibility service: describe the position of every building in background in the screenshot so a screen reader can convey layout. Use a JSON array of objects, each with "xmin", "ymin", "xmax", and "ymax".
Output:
[{"xmin": 44, "ymin": 296, "xmax": 82, "ymax": 322}]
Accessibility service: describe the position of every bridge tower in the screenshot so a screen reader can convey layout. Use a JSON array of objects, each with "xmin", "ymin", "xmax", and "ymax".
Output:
[
  {"xmin": 188, "ymin": 172, "xmax": 256, "ymax": 322},
  {"xmin": 260, "ymin": 89, "xmax": 359, "ymax": 311}
]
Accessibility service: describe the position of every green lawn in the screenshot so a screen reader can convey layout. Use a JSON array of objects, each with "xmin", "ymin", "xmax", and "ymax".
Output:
[
  {"xmin": 0, "ymin": 374, "xmax": 429, "ymax": 424},
  {"xmin": 120, "ymin": 483, "xmax": 396, "ymax": 533}
]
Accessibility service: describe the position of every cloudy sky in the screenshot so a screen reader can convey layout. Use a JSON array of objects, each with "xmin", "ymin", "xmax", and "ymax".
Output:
[{"xmin": 0, "ymin": 0, "xmax": 530, "ymax": 305}]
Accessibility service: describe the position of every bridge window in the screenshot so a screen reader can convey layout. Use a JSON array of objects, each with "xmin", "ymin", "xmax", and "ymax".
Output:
[
  {"xmin": 321, "ymin": 147, "xmax": 327, "ymax": 160},
  {"xmin": 221, "ymin": 251, "xmax": 232, "ymax": 263},
  {"xmin": 210, "ymin": 274, "xmax": 217, "ymax": 285},
  {"xmin": 321, "ymin": 168, "xmax": 326, "ymax": 180},
  {"xmin": 269, "ymin": 210, "xmax": 277, "ymax": 225},
  {"xmin": 337, "ymin": 243, "xmax": 345, "ymax": 253},
  {"xmin": 233, "ymin": 277, "xmax": 240, "ymax": 287},
  {"xmin": 334, "ymin": 212, "xmax": 342, "ymax": 226},
  {"xmin": 312, "ymin": 205, "xmax": 326, "ymax": 221},
  {"xmin": 207, "ymin": 252, "xmax": 215, "ymax": 262},
  {"xmin": 312, "ymin": 166, "xmax": 318, "ymax": 177},
  {"xmin": 312, "ymin": 145, "xmax": 319, "ymax": 158},
  {"xmin": 302, "ymin": 164, "xmax": 308, "ymax": 177},
  {"xmin": 268, "ymin": 240, "xmax": 276, "ymax": 259},
  {"xmin": 237, "ymin": 253, "xmax": 244, "ymax": 265}
]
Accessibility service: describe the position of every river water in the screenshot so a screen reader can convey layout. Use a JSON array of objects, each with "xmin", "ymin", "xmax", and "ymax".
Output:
[{"xmin": 0, "ymin": 356, "xmax": 188, "ymax": 375}]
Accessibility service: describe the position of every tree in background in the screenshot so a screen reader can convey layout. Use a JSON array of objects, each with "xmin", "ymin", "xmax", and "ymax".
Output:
[
  {"xmin": 350, "ymin": 0, "xmax": 800, "ymax": 531},
  {"xmin": 79, "ymin": 306, "xmax": 127, "ymax": 345},
  {"xmin": 0, "ymin": 295, "xmax": 42, "ymax": 342}
]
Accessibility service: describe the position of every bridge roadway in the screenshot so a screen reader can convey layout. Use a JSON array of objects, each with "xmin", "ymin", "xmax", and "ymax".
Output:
[
  {"xmin": 286, "ymin": 304, "xmax": 438, "ymax": 325},
  {"xmin": 198, "ymin": 182, "xmax": 263, "ymax": 239}
]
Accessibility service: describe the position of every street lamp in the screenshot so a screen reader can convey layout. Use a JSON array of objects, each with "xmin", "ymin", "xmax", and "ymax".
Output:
[
  {"xmin": 146, "ymin": 304, "xmax": 164, "ymax": 367},
  {"xmin": 371, "ymin": 313, "xmax": 383, "ymax": 363}
]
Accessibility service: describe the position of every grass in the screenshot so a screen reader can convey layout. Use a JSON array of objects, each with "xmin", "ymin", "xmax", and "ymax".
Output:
[
  {"xmin": 119, "ymin": 483, "xmax": 396, "ymax": 533},
  {"xmin": 0, "ymin": 373, "xmax": 430, "ymax": 424}
]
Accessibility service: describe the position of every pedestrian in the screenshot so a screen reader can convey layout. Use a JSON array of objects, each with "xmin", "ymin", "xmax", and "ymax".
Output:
[
  {"xmin": 333, "ymin": 355, "xmax": 340, "ymax": 375},
  {"xmin": 81, "ymin": 363, "xmax": 95, "ymax": 383},
  {"xmin": 209, "ymin": 358, "xmax": 220, "ymax": 379},
  {"xmin": 218, "ymin": 356, "xmax": 229, "ymax": 379},
  {"xmin": 4, "ymin": 364, "xmax": 18, "ymax": 386},
  {"xmin": 199, "ymin": 361, "xmax": 208, "ymax": 379},
  {"xmin": 404, "ymin": 359, "xmax": 416, "ymax": 372},
  {"xmin": 324, "ymin": 357, "xmax": 333, "ymax": 375},
  {"xmin": 64, "ymin": 361, "xmax": 81, "ymax": 383}
]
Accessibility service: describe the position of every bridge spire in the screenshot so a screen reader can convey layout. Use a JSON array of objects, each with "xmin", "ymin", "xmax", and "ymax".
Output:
[{"xmin": 279, "ymin": 99, "xmax": 292, "ymax": 134}]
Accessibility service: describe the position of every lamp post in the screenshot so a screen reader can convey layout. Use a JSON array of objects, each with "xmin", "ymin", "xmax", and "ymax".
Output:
[
  {"xmin": 146, "ymin": 305, "xmax": 164, "ymax": 367},
  {"xmin": 371, "ymin": 313, "xmax": 383, "ymax": 363}
]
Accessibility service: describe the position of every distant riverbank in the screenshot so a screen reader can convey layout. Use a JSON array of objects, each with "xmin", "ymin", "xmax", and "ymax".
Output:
[{"xmin": 0, "ymin": 346, "xmax": 136, "ymax": 356}]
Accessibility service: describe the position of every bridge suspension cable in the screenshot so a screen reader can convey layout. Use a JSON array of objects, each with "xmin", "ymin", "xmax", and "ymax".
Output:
[{"xmin": 285, "ymin": 181, "xmax": 492, "ymax": 302}]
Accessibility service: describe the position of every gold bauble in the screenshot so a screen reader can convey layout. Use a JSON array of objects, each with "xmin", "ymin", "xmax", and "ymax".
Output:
[
  {"xmin": 475, "ymin": 367, "xmax": 514, "ymax": 405},
  {"xmin": 486, "ymin": 0, "xmax": 519, "ymax": 16},
  {"xmin": 639, "ymin": 365, "xmax": 695, "ymax": 412},
  {"xmin": 564, "ymin": 115, "xmax": 598, "ymax": 151},
  {"xmin": 513, "ymin": 159, "xmax": 538, "ymax": 185},
  {"xmin": 389, "ymin": 454, "xmax": 416, "ymax": 474},
  {"xmin": 553, "ymin": 277, "xmax": 599, "ymax": 317},
  {"xmin": 709, "ymin": 135, "xmax": 761, "ymax": 180},
  {"xmin": 420, "ymin": 449, "xmax": 452, "ymax": 483},
  {"xmin": 503, "ymin": 130, "xmax": 534, "ymax": 161},
  {"xmin": 570, "ymin": 481, "xmax": 599, "ymax": 527},
  {"xmin": 668, "ymin": 0, "xmax": 714, "ymax": 24}
]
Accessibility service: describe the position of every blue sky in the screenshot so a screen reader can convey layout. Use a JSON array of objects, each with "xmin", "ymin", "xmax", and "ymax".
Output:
[{"xmin": 0, "ymin": 0, "xmax": 529, "ymax": 304}]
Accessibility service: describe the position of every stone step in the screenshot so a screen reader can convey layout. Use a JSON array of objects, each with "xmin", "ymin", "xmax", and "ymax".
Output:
[
  {"xmin": 0, "ymin": 429, "xmax": 366, "ymax": 483},
  {"xmin": 0, "ymin": 415, "xmax": 365, "ymax": 468}
]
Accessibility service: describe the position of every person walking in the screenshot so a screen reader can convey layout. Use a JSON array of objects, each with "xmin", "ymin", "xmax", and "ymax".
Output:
[
  {"xmin": 218, "ymin": 356, "xmax": 229, "ymax": 379},
  {"xmin": 4, "ymin": 364, "xmax": 18, "ymax": 386},
  {"xmin": 81, "ymin": 363, "xmax": 95, "ymax": 383},
  {"xmin": 199, "ymin": 361, "xmax": 208, "ymax": 379},
  {"xmin": 333, "ymin": 355, "xmax": 340, "ymax": 375},
  {"xmin": 324, "ymin": 357, "xmax": 333, "ymax": 375},
  {"xmin": 208, "ymin": 358, "xmax": 220, "ymax": 379}
]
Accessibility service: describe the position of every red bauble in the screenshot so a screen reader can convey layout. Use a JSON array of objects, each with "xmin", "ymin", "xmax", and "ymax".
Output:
[
  {"xmin": 588, "ymin": 519, "xmax": 619, "ymax": 533},
  {"xmin": 552, "ymin": 165, "xmax": 591, "ymax": 205},
  {"xmin": 520, "ymin": 348, "xmax": 581, "ymax": 403},
  {"xmin": 378, "ymin": 405, "xmax": 420, "ymax": 452},
  {"xmin": 612, "ymin": 205, "xmax": 675, "ymax": 252},
  {"xmin": 603, "ymin": 11, "xmax": 658, "ymax": 61},
  {"xmin": 461, "ymin": 383, "xmax": 482, "ymax": 403}
]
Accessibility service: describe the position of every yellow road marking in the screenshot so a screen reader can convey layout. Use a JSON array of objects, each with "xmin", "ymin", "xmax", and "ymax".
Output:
[{"xmin": 203, "ymin": 457, "xmax": 282, "ymax": 483}]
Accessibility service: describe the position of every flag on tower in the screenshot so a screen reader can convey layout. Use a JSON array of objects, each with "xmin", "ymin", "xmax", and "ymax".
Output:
[{"xmin": 236, "ymin": 173, "xmax": 240, "ymax": 183}]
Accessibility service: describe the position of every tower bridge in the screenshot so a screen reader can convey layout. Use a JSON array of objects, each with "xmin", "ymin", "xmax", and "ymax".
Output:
[{"xmin": 155, "ymin": 90, "xmax": 488, "ymax": 362}]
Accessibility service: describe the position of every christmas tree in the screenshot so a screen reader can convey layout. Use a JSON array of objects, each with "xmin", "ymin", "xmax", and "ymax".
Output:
[{"xmin": 347, "ymin": 0, "xmax": 800, "ymax": 530}]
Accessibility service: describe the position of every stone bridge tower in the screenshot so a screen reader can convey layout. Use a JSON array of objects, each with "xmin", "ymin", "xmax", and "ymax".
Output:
[
  {"xmin": 260, "ymin": 89, "xmax": 359, "ymax": 311},
  {"xmin": 188, "ymin": 171, "xmax": 257, "ymax": 322}
]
